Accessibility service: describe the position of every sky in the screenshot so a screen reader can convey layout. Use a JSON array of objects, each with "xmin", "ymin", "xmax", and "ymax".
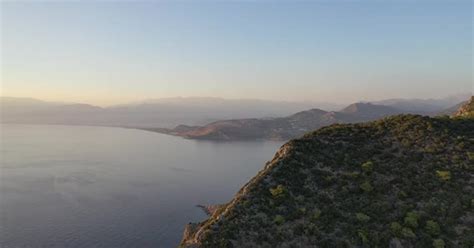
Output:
[{"xmin": 1, "ymin": 0, "xmax": 472, "ymax": 106}]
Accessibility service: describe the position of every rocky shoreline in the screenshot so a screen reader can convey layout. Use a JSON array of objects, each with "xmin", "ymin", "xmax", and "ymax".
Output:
[{"xmin": 195, "ymin": 204, "xmax": 223, "ymax": 216}]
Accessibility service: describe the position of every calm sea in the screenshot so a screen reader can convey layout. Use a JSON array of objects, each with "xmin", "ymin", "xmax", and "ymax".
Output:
[{"xmin": 0, "ymin": 124, "xmax": 282, "ymax": 247}]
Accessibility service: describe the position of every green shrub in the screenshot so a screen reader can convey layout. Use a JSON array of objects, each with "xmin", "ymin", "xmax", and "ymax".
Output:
[
  {"xmin": 467, "ymin": 152, "xmax": 474, "ymax": 161},
  {"xmin": 401, "ymin": 227, "xmax": 416, "ymax": 239},
  {"xmin": 390, "ymin": 222, "xmax": 403, "ymax": 236},
  {"xmin": 432, "ymin": 239, "xmax": 445, "ymax": 248},
  {"xmin": 398, "ymin": 190, "xmax": 408, "ymax": 198},
  {"xmin": 347, "ymin": 172, "xmax": 360, "ymax": 178},
  {"xmin": 298, "ymin": 207, "xmax": 307, "ymax": 215},
  {"xmin": 360, "ymin": 181, "xmax": 373, "ymax": 192},
  {"xmin": 274, "ymin": 215, "xmax": 285, "ymax": 225},
  {"xmin": 311, "ymin": 209, "xmax": 322, "ymax": 222},
  {"xmin": 436, "ymin": 170, "xmax": 451, "ymax": 181},
  {"xmin": 295, "ymin": 195, "xmax": 305, "ymax": 202},
  {"xmin": 404, "ymin": 211, "xmax": 419, "ymax": 228},
  {"xmin": 270, "ymin": 185, "xmax": 287, "ymax": 199},
  {"xmin": 425, "ymin": 220, "xmax": 440, "ymax": 236},
  {"xmin": 361, "ymin": 161, "xmax": 374, "ymax": 172},
  {"xmin": 357, "ymin": 229, "xmax": 369, "ymax": 244},
  {"xmin": 356, "ymin": 213, "xmax": 371, "ymax": 222}
]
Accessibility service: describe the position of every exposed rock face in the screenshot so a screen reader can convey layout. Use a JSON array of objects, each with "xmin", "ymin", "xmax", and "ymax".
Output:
[
  {"xmin": 196, "ymin": 204, "xmax": 225, "ymax": 216},
  {"xmin": 180, "ymin": 114, "xmax": 474, "ymax": 247},
  {"xmin": 181, "ymin": 223, "xmax": 199, "ymax": 248},
  {"xmin": 454, "ymin": 96, "xmax": 474, "ymax": 118}
]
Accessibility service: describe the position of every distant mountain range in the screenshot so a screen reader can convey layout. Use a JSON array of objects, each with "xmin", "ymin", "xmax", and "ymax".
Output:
[
  {"xmin": 371, "ymin": 94, "xmax": 471, "ymax": 114},
  {"xmin": 0, "ymin": 97, "xmax": 341, "ymax": 128},
  {"xmin": 1, "ymin": 95, "xmax": 471, "ymax": 140},
  {"xmin": 141, "ymin": 95, "xmax": 471, "ymax": 141},
  {"xmin": 144, "ymin": 103, "xmax": 404, "ymax": 141}
]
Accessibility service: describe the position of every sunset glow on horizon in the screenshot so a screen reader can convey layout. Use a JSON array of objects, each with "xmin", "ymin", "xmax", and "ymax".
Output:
[{"xmin": 1, "ymin": 1, "xmax": 472, "ymax": 105}]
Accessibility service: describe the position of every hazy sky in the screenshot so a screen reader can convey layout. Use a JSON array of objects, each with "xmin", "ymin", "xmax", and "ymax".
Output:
[{"xmin": 1, "ymin": 1, "xmax": 472, "ymax": 105}]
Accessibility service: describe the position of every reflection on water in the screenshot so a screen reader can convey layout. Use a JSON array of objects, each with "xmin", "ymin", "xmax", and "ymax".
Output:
[{"xmin": 0, "ymin": 124, "xmax": 282, "ymax": 247}]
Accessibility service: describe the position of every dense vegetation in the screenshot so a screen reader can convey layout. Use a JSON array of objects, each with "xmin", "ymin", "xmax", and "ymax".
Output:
[{"xmin": 180, "ymin": 108, "xmax": 474, "ymax": 247}]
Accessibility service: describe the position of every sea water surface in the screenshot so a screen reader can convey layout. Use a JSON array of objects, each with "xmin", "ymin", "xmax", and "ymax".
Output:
[{"xmin": 0, "ymin": 124, "xmax": 282, "ymax": 247}]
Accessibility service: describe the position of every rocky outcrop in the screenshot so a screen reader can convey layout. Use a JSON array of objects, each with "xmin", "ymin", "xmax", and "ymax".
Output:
[
  {"xmin": 454, "ymin": 96, "xmax": 474, "ymax": 118},
  {"xmin": 180, "ymin": 223, "xmax": 199, "ymax": 248},
  {"xmin": 196, "ymin": 204, "xmax": 225, "ymax": 216}
]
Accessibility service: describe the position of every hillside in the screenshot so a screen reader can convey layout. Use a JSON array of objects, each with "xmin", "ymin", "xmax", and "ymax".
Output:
[
  {"xmin": 340, "ymin": 102, "xmax": 401, "ymax": 119},
  {"xmin": 151, "ymin": 103, "xmax": 404, "ymax": 141},
  {"xmin": 180, "ymin": 113, "xmax": 474, "ymax": 247}
]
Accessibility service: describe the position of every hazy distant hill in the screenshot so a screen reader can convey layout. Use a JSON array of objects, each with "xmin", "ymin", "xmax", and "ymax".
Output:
[
  {"xmin": 340, "ymin": 102, "xmax": 402, "ymax": 120},
  {"xmin": 437, "ymin": 100, "xmax": 469, "ymax": 116},
  {"xmin": 180, "ymin": 98, "xmax": 474, "ymax": 248},
  {"xmin": 0, "ymin": 97, "xmax": 108, "ymax": 126},
  {"xmin": 148, "ymin": 103, "xmax": 405, "ymax": 141},
  {"xmin": 372, "ymin": 94, "xmax": 471, "ymax": 114},
  {"xmin": 0, "ymin": 97, "xmax": 61, "ymax": 112},
  {"xmin": 0, "ymin": 97, "xmax": 341, "ymax": 128}
]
